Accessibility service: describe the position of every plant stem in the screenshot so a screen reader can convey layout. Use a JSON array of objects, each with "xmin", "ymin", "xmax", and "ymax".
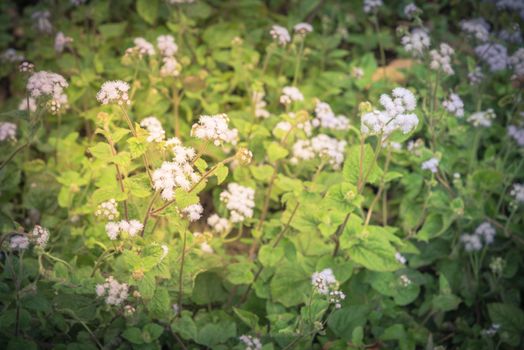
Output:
[
  {"xmin": 178, "ymin": 229, "xmax": 188, "ymax": 311},
  {"xmin": 293, "ymin": 39, "xmax": 305, "ymax": 86},
  {"xmin": 141, "ymin": 191, "xmax": 159, "ymax": 237}
]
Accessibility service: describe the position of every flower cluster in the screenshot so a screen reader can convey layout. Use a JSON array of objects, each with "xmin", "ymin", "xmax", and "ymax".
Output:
[
  {"xmin": 294, "ymin": 23, "xmax": 313, "ymax": 36},
  {"xmin": 95, "ymin": 199, "xmax": 119, "ymax": 220},
  {"xmin": 460, "ymin": 18, "xmax": 490, "ymax": 42},
  {"xmin": 421, "ymin": 157, "xmax": 439, "ymax": 173},
  {"xmin": 468, "ymin": 66, "xmax": 484, "ymax": 85},
  {"xmin": 509, "ymin": 48, "xmax": 524, "ymax": 77},
  {"xmin": 153, "ymin": 160, "xmax": 200, "ymax": 200},
  {"xmin": 269, "ymin": 25, "xmax": 291, "ymax": 45},
  {"xmin": 467, "ymin": 109, "xmax": 495, "ymax": 128},
  {"xmin": 311, "ymin": 268, "xmax": 346, "ymax": 309},
  {"xmin": 252, "ymin": 90, "xmax": 270, "ymax": 119},
  {"xmin": 30, "ymin": 225, "xmax": 50, "ymax": 248},
  {"xmin": 95, "ymin": 276, "xmax": 129, "ymax": 306},
  {"xmin": 128, "ymin": 37, "xmax": 155, "ymax": 57},
  {"xmin": 429, "ymin": 43, "xmax": 455, "ymax": 75},
  {"xmin": 481, "ymin": 324, "xmax": 501, "ymax": 337},
  {"xmin": 403, "ymin": 3, "xmax": 421, "ymax": 19},
  {"xmin": 140, "ymin": 116, "xmax": 166, "ymax": 143},
  {"xmin": 442, "ymin": 93, "xmax": 464, "ymax": 117},
  {"xmin": 363, "ymin": 0, "xmax": 383, "ymax": 14},
  {"xmin": 1, "ymin": 48, "xmax": 24, "ymax": 62},
  {"xmin": 401, "ymin": 28, "xmax": 430, "ymax": 57},
  {"xmin": 510, "ymin": 183, "xmax": 524, "ymax": 203},
  {"xmin": 0, "ymin": 123, "xmax": 17, "ymax": 142},
  {"xmin": 399, "ymin": 274, "xmax": 412, "ymax": 287},
  {"xmin": 395, "ymin": 252, "xmax": 407, "ymax": 265},
  {"xmin": 239, "ymin": 335, "xmax": 262, "ymax": 350},
  {"xmin": 19, "ymin": 61, "xmax": 34, "ymax": 73},
  {"xmin": 207, "ymin": 214, "xmax": 230, "ymax": 233},
  {"xmin": 157, "ymin": 35, "xmax": 178, "ymax": 56},
  {"xmin": 280, "ymin": 86, "xmax": 304, "ymax": 105},
  {"xmin": 191, "ymin": 114, "xmax": 238, "ymax": 146},
  {"xmin": 475, "ymin": 43, "xmax": 508, "ymax": 72},
  {"xmin": 291, "ymin": 134, "xmax": 346, "ymax": 169},
  {"xmin": 32, "ymin": 10, "xmax": 52, "ymax": 34},
  {"xmin": 220, "ymin": 183, "xmax": 255, "ymax": 223},
  {"xmin": 182, "ymin": 204, "xmax": 203, "ymax": 222},
  {"xmin": 361, "ymin": 87, "xmax": 419, "ymax": 138},
  {"xmin": 313, "ymin": 101, "xmax": 350, "ymax": 130},
  {"xmin": 18, "ymin": 97, "xmax": 37, "ymax": 113},
  {"xmin": 507, "ymin": 125, "xmax": 524, "ymax": 146},
  {"xmin": 96, "ymin": 80, "xmax": 130, "ymax": 105},
  {"xmin": 10, "ymin": 235, "xmax": 29, "ymax": 250},
  {"xmin": 461, "ymin": 222, "xmax": 496, "ymax": 252},
  {"xmin": 27, "ymin": 71, "xmax": 69, "ymax": 113},
  {"xmin": 54, "ymin": 32, "xmax": 73, "ymax": 53},
  {"xmin": 105, "ymin": 220, "xmax": 143, "ymax": 240}
]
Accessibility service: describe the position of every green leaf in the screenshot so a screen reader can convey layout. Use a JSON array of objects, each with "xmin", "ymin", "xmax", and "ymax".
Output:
[
  {"xmin": 250, "ymin": 165, "xmax": 275, "ymax": 182},
  {"xmin": 196, "ymin": 322, "xmax": 236, "ymax": 347},
  {"xmin": 194, "ymin": 158, "xmax": 207, "ymax": 173},
  {"xmin": 148, "ymin": 288, "xmax": 170, "ymax": 318},
  {"xmin": 327, "ymin": 305, "xmax": 369, "ymax": 341},
  {"xmin": 175, "ymin": 188, "xmax": 199, "ymax": 209},
  {"xmin": 267, "ymin": 142, "xmax": 289, "ymax": 162},
  {"xmin": 127, "ymin": 136, "xmax": 147, "ymax": 159},
  {"xmin": 270, "ymin": 263, "xmax": 309, "ymax": 307},
  {"xmin": 192, "ymin": 272, "xmax": 228, "ymax": 305},
  {"xmin": 136, "ymin": 0, "xmax": 158, "ymax": 25},
  {"xmin": 125, "ymin": 174, "xmax": 152, "ymax": 198},
  {"xmin": 138, "ymin": 273, "xmax": 156, "ymax": 299},
  {"xmin": 259, "ymin": 245, "xmax": 284, "ymax": 267},
  {"xmin": 233, "ymin": 308, "xmax": 260, "ymax": 330},
  {"xmin": 88, "ymin": 142, "xmax": 113, "ymax": 162},
  {"xmin": 142, "ymin": 323, "xmax": 164, "ymax": 343},
  {"xmin": 416, "ymin": 213, "xmax": 453, "ymax": 241},
  {"xmin": 227, "ymin": 262, "xmax": 254, "ymax": 285},
  {"xmin": 488, "ymin": 303, "xmax": 524, "ymax": 342},
  {"xmin": 347, "ymin": 234, "xmax": 400, "ymax": 272},
  {"xmin": 171, "ymin": 313, "xmax": 198, "ymax": 340},
  {"xmin": 215, "ymin": 163, "xmax": 228, "ymax": 185},
  {"xmin": 122, "ymin": 327, "xmax": 144, "ymax": 344},
  {"xmin": 343, "ymin": 144, "xmax": 383, "ymax": 186},
  {"xmin": 99, "ymin": 22, "xmax": 127, "ymax": 39}
]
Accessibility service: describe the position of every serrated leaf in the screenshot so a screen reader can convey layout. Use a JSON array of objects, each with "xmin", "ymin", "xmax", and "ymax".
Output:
[
  {"xmin": 343, "ymin": 144, "xmax": 382, "ymax": 186},
  {"xmin": 267, "ymin": 142, "xmax": 289, "ymax": 162},
  {"xmin": 136, "ymin": 0, "xmax": 158, "ymax": 25},
  {"xmin": 215, "ymin": 163, "xmax": 228, "ymax": 184}
]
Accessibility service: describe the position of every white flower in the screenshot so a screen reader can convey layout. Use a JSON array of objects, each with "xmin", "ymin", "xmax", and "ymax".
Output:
[
  {"xmin": 460, "ymin": 18, "xmax": 490, "ymax": 42},
  {"xmin": 311, "ymin": 268, "xmax": 337, "ymax": 295},
  {"xmin": 105, "ymin": 222, "xmax": 121, "ymax": 240},
  {"xmin": 95, "ymin": 199, "xmax": 119, "ymax": 220},
  {"xmin": 140, "ymin": 116, "xmax": 165, "ymax": 143},
  {"xmin": 18, "ymin": 62, "xmax": 34, "ymax": 73},
  {"xmin": 475, "ymin": 222, "xmax": 496, "ymax": 245},
  {"xmin": 510, "ymin": 183, "xmax": 524, "ymax": 203},
  {"xmin": 161, "ymin": 245, "xmax": 169, "ymax": 260},
  {"xmin": 0, "ymin": 123, "xmax": 17, "ymax": 142},
  {"xmin": 220, "ymin": 183, "xmax": 255, "ymax": 223},
  {"xmin": 270, "ymin": 25, "xmax": 291, "ymax": 45},
  {"xmin": 475, "ymin": 43, "xmax": 508, "ymax": 72},
  {"xmin": 442, "ymin": 93, "xmax": 464, "ymax": 117},
  {"xmin": 252, "ymin": 90, "xmax": 270, "ymax": 119},
  {"xmin": 430, "ymin": 43, "xmax": 455, "ymax": 75},
  {"xmin": 399, "ymin": 274, "xmax": 412, "ymax": 287},
  {"xmin": 239, "ymin": 335, "xmax": 262, "ymax": 350},
  {"xmin": 313, "ymin": 101, "xmax": 350, "ymax": 130},
  {"xmin": 96, "ymin": 80, "xmax": 130, "ymax": 105},
  {"xmin": 395, "ymin": 252, "xmax": 407, "ymax": 265},
  {"xmin": 468, "ymin": 66, "xmax": 484, "ymax": 85},
  {"xmin": 120, "ymin": 220, "xmax": 144, "ymax": 237},
  {"xmin": 1, "ymin": 48, "xmax": 24, "ymax": 62},
  {"xmin": 363, "ymin": 0, "xmax": 383, "ymax": 13},
  {"xmin": 18, "ymin": 97, "xmax": 37, "ymax": 113},
  {"xmin": 160, "ymin": 56, "xmax": 182, "ymax": 77},
  {"xmin": 467, "ymin": 109, "xmax": 495, "ymax": 128},
  {"xmin": 403, "ymin": 3, "xmax": 421, "ymax": 18},
  {"xmin": 157, "ymin": 35, "xmax": 178, "ymax": 57},
  {"xmin": 328, "ymin": 290, "xmax": 346, "ymax": 309},
  {"xmin": 191, "ymin": 114, "xmax": 238, "ymax": 146},
  {"xmin": 461, "ymin": 221, "xmax": 496, "ymax": 252},
  {"xmin": 54, "ymin": 32, "xmax": 73, "ymax": 53},
  {"xmin": 294, "ymin": 23, "xmax": 313, "ymax": 35},
  {"xmin": 291, "ymin": 134, "xmax": 346, "ymax": 169},
  {"xmin": 207, "ymin": 214, "xmax": 230, "ymax": 233},
  {"xmin": 509, "ymin": 48, "xmax": 524, "ymax": 77},
  {"xmin": 482, "ymin": 324, "xmax": 501, "ymax": 337},
  {"xmin": 32, "ymin": 10, "xmax": 53, "ymax": 34},
  {"xmin": 27, "ymin": 71, "xmax": 68, "ymax": 103},
  {"xmin": 352, "ymin": 67, "xmax": 364, "ymax": 79},
  {"xmin": 132, "ymin": 37, "xmax": 156, "ymax": 56},
  {"xmin": 30, "ymin": 225, "xmax": 50, "ymax": 248},
  {"xmin": 421, "ymin": 157, "xmax": 439, "ymax": 173},
  {"xmin": 401, "ymin": 28, "xmax": 431, "ymax": 57},
  {"xmin": 461, "ymin": 233, "xmax": 482, "ymax": 252},
  {"xmin": 498, "ymin": 24, "xmax": 522, "ymax": 44},
  {"xmin": 280, "ymin": 86, "xmax": 304, "ymax": 105},
  {"xmin": 200, "ymin": 242, "xmax": 214, "ymax": 253},
  {"xmin": 182, "ymin": 204, "xmax": 203, "ymax": 222},
  {"xmin": 10, "ymin": 235, "xmax": 29, "ymax": 250},
  {"xmin": 95, "ymin": 276, "xmax": 129, "ymax": 306}
]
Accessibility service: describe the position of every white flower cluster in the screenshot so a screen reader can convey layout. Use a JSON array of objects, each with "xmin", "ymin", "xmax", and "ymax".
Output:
[
  {"xmin": 294, "ymin": 23, "xmax": 313, "ymax": 36},
  {"xmin": 442, "ymin": 93, "xmax": 464, "ymax": 117},
  {"xmin": 32, "ymin": 10, "xmax": 53, "ymax": 34},
  {"xmin": 140, "ymin": 116, "xmax": 166, "ymax": 143},
  {"xmin": 467, "ymin": 109, "xmax": 495, "ymax": 128},
  {"xmin": 363, "ymin": 0, "xmax": 383, "ymax": 13},
  {"xmin": 280, "ymin": 86, "xmax": 304, "ymax": 105},
  {"xmin": 404, "ymin": 3, "xmax": 421, "ymax": 19},
  {"xmin": 252, "ymin": 90, "xmax": 270, "ymax": 119},
  {"xmin": 157, "ymin": 35, "xmax": 178, "ymax": 57},
  {"xmin": 220, "ymin": 183, "xmax": 255, "ymax": 223},
  {"xmin": 361, "ymin": 87, "xmax": 419, "ymax": 138},
  {"xmin": 401, "ymin": 28, "xmax": 430, "ymax": 57},
  {"xmin": 105, "ymin": 220, "xmax": 143, "ymax": 240},
  {"xmin": 475, "ymin": 43, "xmax": 508, "ymax": 72},
  {"xmin": 460, "ymin": 18, "xmax": 490, "ymax": 42},
  {"xmin": 313, "ymin": 101, "xmax": 350, "ymax": 130},
  {"xmin": 160, "ymin": 56, "xmax": 182, "ymax": 77},
  {"xmin": 54, "ymin": 32, "xmax": 73, "ymax": 53},
  {"xmin": 461, "ymin": 222, "xmax": 496, "ymax": 252},
  {"xmin": 270, "ymin": 25, "xmax": 291, "ymax": 45},
  {"xmin": 239, "ymin": 335, "xmax": 262, "ymax": 350},
  {"xmin": 191, "ymin": 114, "xmax": 238, "ymax": 146},
  {"xmin": 399, "ymin": 274, "xmax": 412, "ymax": 287},
  {"xmin": 468, "ymin": 66, "xmax": 484, "ymax": 85},
  {"xmin": 311, "ymin": 268, "xmax": 346, "ymax": 309},
  {"xmin": 130, "ymin": 37, "xmax": 156, "ymax": 57},
  {"xmin": 421, "ymin": 157, "xmax": 439, "ymax": 173},
  {"xmin": 182, "ymin": 204, "xmax": 203, "ymax": 222},
  {"xmin": 18, "ymin": 97, "xmax": 37, "ymax": 113},
  {"xmin": 207, "ymin": 214, "xmax": 230, "ymax": 233},
  {"xmin": 95, "ymin": 276, "xmax": 129, "ymax": 306},
  {"xmin": 10, "ymin": 235, "xmax": 29, "ymax": 250},
  {"xmin": 19, "ymin": 62, "xmax": 34, "ymax": 73},
  {"xmin": 1, "ymin": 48, "xmax": 24, "ymax": 62},
  {"xmin": 510, "ymin": 183, "xmax": 524, "ymax": 203},
  {"xmin": 481, "ymin": 324, "xmax": 501, "ymax": 337},
  {"xmin": 30, "ymin": 225, "xmax": 50, "ymax": 248},
  {"xmin": 291, "ymin": 134, "xmax": 346, "ymax": 169},
  {"xmin": 0, "ymin": 123, "xmax": 17, "ymax": 142},
  {"xmin": 509, "ymin": 48, "xmax": 524, "ymax": 77},
  {"xmin": 508, "ymin": 125, "xmax": 524, "ymax": 146},
  {"xmin": 429, "ymin": 43, "xmax": 455, "ymax": 75},
  {"xmin": 395, "ymin": 252, "xmax": 407, "ymax": 265},
  {"xmin": 352, "ymin": 67, "xmax": 364, "ymax": 79},
  {"xmin": 27, "ymin": 71, "xmax": 69, "ymax": 113},
  {"xmin": 96, "ymin": 80, "xmax": 130, "ymax": 105},
  {"xmin": 193, "ymin": 232, "xmax": 214, "ymax": 253},
  {"xmin": 95, "ymin": 199, "xmax": 119, "ymax": 220},
  {"xmin": 498, "ymin": 25, "xmax": 522, "ymax": 44}
]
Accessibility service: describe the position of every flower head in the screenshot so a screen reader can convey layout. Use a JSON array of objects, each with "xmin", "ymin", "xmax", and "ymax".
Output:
[
  {"xmin": 191, "ymin": 114, "xmax": 238, "ymax": 146},
  {"xmin": 220, "ymin": 183, "xmax": 255, "ymax": 223},
  {"xmin": 96, "ymin": 81, "xmax": 130, "ymax": 105},
  {"xmin": 270, "ymin": 25, "xmax": 291, "ymax": 45}
]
